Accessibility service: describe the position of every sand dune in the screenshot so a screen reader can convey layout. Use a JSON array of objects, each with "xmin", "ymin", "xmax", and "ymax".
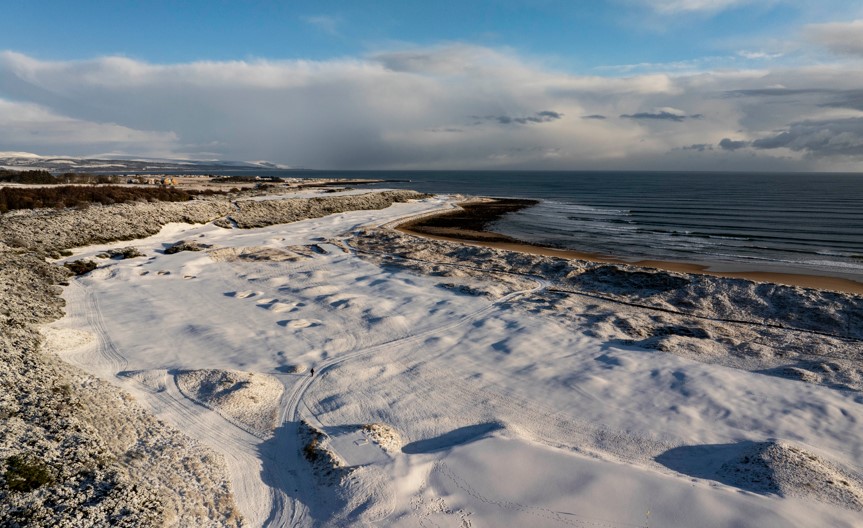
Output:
[
  {"xmin": 176, "ymin": 369, "xmax": 284, "ymax": 435},
  {"xmin": 21, "ymin": 191, "xmax": 863, "ymax": 527}
]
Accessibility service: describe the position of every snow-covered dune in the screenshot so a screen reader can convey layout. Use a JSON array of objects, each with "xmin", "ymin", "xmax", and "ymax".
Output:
[{"xmin": 33, "ymin": 192, "xmax": 863, "ymax": 527}]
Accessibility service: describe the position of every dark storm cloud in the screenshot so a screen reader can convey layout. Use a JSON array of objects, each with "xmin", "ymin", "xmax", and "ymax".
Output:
[
  {"xmin": 725, "ymin": 88, "xmax": 863, "ymax": 110},
  {"xmin": 680, "ymin": 143, "xmax": 714, "ymax": 151},
  {"xmin": 719, "ymin": 138, "xmax": 749, "ymax": 150},
  {"xmin": 726, "ymin": 87, "xmax": 863, "ymax": 111},
  {"xmin": 620, "ymin": 111, "xmax": 701, "ymax": 122},
  {"xmin": 750, "ymin": 118, "xmax": 863, "ymax": 156},
  {"xmin": 821, "ymin": 90, "xmax": 863, "ymax": 111},
  {"xmin": 473, "ymin": 111, "xmax": 564, "ymax": 125},
  {"xmin": 582, "ymin": 114, "xmax": 607, "ymax": 120},
  {"xmin": 725, "ymin": 88, "xmax": 832, "ymax": 98}
]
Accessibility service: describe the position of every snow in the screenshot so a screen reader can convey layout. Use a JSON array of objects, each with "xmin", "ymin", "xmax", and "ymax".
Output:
[
  {"xmin": 0, "ymin": 165, "xmax": 53, "ymax": 171},
  {"xmin": 46, "ymin": 195, "xmax": 863, "ymax": 527},
  {"xmin": 0, "ymin": 151, "xmax": 48, "ymax": 158}
]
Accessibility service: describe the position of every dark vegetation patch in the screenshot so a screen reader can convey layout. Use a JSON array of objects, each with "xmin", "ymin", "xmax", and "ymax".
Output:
[
  {"xmin": 298, "ymin": 420, "xmax": 348, "ymax": 483},
  {"xmin": 96, "ymin": 247, "xmax": 144, "ymax": 260},
  {"xmin": 0, "ymin": 170, "xmax": 57, "ymax": 185},
  {"xmin": 0, "ymin": 169, "xmax": 127, "ymax": 185},
  {"xmin": 436, "ymin": 282, "xmax": 489, "ymax": 296},
  {"xmin": 64, "ymin": 260, "xmax": 98, "ymax": 276},
  {"xmin": 4, "ymin": 455, "xmax": 55, "ymax": 492},
  {"xmin": 164, "ymin": 240, "xmax": 212, "ymax": 254},
  {"xmin": 574, "ymin": 265, "xmax": 690, "ymax": 294},
  {"xmin": 0, "ymin": 185, "xmax": 225, "ymax": 213},
  {"xmin": 303, "ymin": 429, "xmax": 324, "ymax": 463}
]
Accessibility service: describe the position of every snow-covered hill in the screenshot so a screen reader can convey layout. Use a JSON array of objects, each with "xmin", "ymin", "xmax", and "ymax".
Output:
[{"xmin": 0, "ymin": 152, "xmax": 293, "ymax": 173}]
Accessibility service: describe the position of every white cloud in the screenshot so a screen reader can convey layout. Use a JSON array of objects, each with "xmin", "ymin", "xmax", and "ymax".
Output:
[
  {"xmin": 634, "ymin": 0, "xmax": 758, "ymax": 14},
  {"xmin": 0, "ymin": 98, "xmax": 180, "ymax": 157},
  {"xmin": 301, "ymin": 15, "xmax": 341, "ymax": 36},
  {"xmin": 1, "ymin": 46, "xmax": 863, "ymax": 170},
  {"xmin": 737, "ymin": 50, "xmax": 784, "ymax": 60},
  {"xmin": 806, "ymin": 19, "xmax": 863, "ymax": 57}
]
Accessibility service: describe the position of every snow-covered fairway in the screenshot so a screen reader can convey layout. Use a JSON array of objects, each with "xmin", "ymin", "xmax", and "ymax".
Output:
[{"xmin": 46, "ymin": 196, "xmax": 863, "ymax": 527}]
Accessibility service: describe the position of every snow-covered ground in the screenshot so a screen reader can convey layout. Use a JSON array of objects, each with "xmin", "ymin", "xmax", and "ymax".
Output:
[{"xmin": 45, "ymin": 195, "xmax": 863, "ymax": 527}]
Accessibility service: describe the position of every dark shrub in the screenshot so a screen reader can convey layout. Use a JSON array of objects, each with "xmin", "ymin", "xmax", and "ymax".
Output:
[
  {"xmin": 4, "ymin": 455, "xmax": 54, "ymax": 492},
  {"xmin": 64, "ymin": 259, "xmax": 98, "ymax": 275},
  {"xmin": 104, "ymin": 247, "xmax": 144, "ymax": 259},
  {"xmin": 0, "ymin": 170, "xmax": 56, "ymax": 184},
  {"xmin": 164, "ymin": 240, "xmax": 211, "ymax": 254}
]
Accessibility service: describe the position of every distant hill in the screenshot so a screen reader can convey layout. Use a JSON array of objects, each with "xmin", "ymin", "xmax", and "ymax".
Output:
[{"xmin": 0, "ymin": 153, "xmax": 296, "ymax": 174}]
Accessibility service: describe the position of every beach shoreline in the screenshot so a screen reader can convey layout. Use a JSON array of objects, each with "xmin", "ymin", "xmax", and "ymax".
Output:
[{"xmin": 398, "ymin": 198, "xmax": 863, "ymax": 296}]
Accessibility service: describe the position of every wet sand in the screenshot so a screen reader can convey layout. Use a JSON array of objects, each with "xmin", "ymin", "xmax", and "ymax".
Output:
[{"xmin": 399, "ymin": 200, "xmax": 863, "ymax": 296}]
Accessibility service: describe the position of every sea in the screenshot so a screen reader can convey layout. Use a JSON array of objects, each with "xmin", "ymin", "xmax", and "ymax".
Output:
[{"xmin": 219, "ymin": 170, "xmax": 863, "ymax": 282}]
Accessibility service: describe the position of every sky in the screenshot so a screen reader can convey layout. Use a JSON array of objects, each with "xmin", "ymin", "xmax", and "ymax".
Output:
[{"xmin": 2, "ymin": 0, "xmax": 863, "ymax": 170}]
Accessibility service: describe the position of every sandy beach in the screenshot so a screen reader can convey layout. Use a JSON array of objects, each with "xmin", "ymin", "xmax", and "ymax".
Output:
[
  {"xmin": 4, "ymin": 189, "xmax": 863, "ymax": 527},
  {"xmin": 398, "ymin": 199, "xmax": 863, "ymax": 295}
]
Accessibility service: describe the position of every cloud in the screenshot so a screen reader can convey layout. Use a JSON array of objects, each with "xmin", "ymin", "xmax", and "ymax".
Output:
[
  {"xmin": 750, "ymin": 118, "xmax": 863, "ymax": 156},
  {"xmin": 425, "ymin": 127, "xmax": 464, "ymax": 133},
  {"xmin": 821, "ymin": 90, "xmax": 863, "ymax": 111},
  {"xmin": 1, "ymin": 46, "xmax": 863, "ymax": 170},
  {"xmin": 680, "ymin": 143, "xmax": 714, "ymax": 151},
  {"xmin": 301, "ymin": 15, "xmax": 341, "ymax": 36},
  {"xmin": 474, "ymin": 111, "xmax": 564, "ymax": 125},
  {"xmin": 727, "ymin": 87, "xmax": 863, "ymax": 111},
  {"xmin": 719, "ymin": 138, "xmax": 749, "ymax": 150},
  {"xmin": 373, "ymin": 45, "xmax": 528, "ymax": 76},
  {"xmin": 0, "ymin": 97, "xmax": 180, "ymax": 157},
  {"xmin": 727, "ymin": 88, "xmax": 830, "ymax": 97},
  {"xmin": 737, "ymin": 50, "xmax": 784, "ymax": 60},
  {"xmin": 595, "ymin": 56, "xmax": 729, "ymax": 74},
  {"xmin": 634, "ymin": 0, "xmax": 758, "ymax": 14},
  {"xmin": 806, "ymin": 20, "xmax": 863, "ymax": 57},
  {"xmin": 620, "ymin": 108, "xmax": 701, "ymax": 122}
]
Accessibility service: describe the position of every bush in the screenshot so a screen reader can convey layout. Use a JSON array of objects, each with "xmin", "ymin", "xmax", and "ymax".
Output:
[
  {"xmin": 164, "ymin": 240, "xmax": 210, "ymax": 254},
  {"xmin": 4, "ymin": 455, "xmax": 54, "ymax": 492},
  {"xmin": 97, "ymin": 247, "xmax": 144, "ymax": 259},
  {"xmin": 0, "ymin": 170, "xmax": 56, "ymax": 184},
  {"xmin": 64, "ymin": 259, "xmax": 98, "ymax": 275}
]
